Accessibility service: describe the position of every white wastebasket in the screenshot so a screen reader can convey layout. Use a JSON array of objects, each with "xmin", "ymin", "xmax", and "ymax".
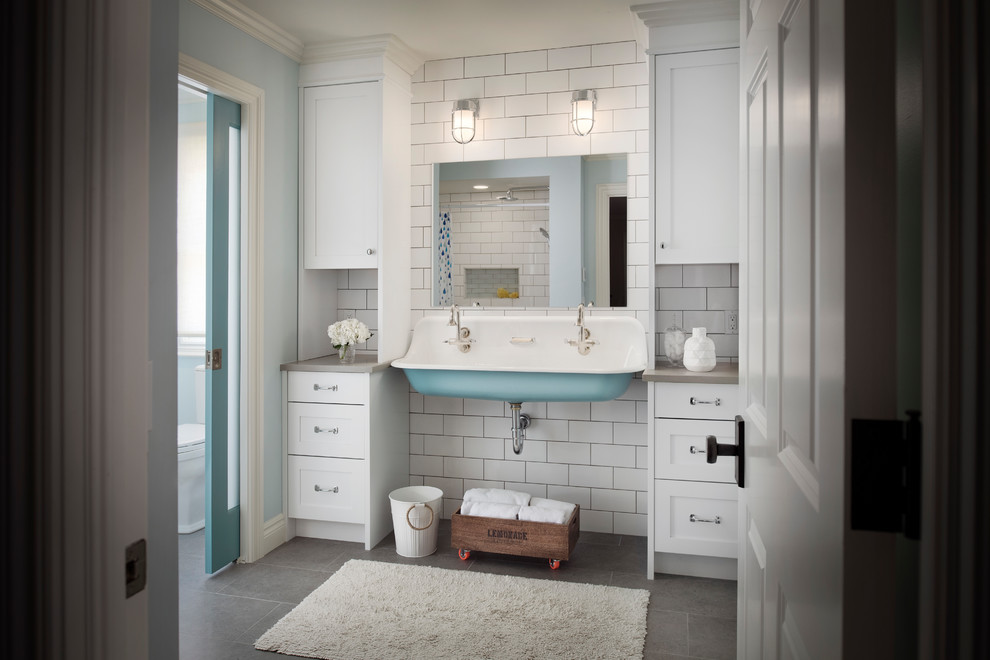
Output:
[{"xmin": 388, "ymin": 486, "xmax": 443, "ymax": 557}]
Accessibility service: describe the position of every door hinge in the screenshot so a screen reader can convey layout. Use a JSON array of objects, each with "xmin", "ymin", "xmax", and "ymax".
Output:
[
  {"xmin": 851, "ymin": 410, "xmax": 921, "ymax": 539},
  {"xmin": 125, "ymin": 539, "xmax": 147, "ymax": 598},
  {"xmin": 205, "ymin": 348, "xmax": 223, "ymax": 370}
]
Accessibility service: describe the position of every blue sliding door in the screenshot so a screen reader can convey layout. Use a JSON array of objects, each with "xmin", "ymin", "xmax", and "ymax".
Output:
[{"xmin": 205, "ymin": 93, "xmax": 241, "ymax": 573}]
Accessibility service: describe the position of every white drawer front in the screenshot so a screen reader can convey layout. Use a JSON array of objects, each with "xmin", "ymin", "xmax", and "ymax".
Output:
[
  {"xmin": 287, "ymin": 371, "xmax": 367, "ymax": 405},
  {"xmin": 654, "ymin": 480, "xmax": 738, "ymax": 558},
  {"xmin": 654, "ymin": 382, "xmax": 739, "ymax": 420},
  {"xmin": 288, "ymin": 402, "xmax": 366, "ymax": 459},
  {"xmin": 655, "ymin": 418, "xmax": 736, "ymax": 483},
  {"xmin": 288, "ymin": 455, "xmax": 365, "ymax": 523}
]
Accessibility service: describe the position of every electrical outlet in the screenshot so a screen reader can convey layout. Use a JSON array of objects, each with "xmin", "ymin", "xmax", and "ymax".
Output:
[{"xmin": 726, "ymin": 310, "xmax": 738, "ymax": 334}]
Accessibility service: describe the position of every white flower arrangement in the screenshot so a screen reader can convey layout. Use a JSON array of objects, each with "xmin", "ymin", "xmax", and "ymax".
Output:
[{"xmin": 327, "ymin": 318, "xmax": 372, "ymax": 357}]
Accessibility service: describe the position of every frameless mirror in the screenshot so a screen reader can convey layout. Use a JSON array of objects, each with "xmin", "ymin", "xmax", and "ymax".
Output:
[{"xmin": 432, "ymin": 154, "xmax": 628, "ymax": 308}]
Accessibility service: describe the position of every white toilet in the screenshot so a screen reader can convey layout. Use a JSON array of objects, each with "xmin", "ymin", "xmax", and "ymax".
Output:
[{"xmin": 177, "ymin": 364, "xmax": 207, "ymax": 534}]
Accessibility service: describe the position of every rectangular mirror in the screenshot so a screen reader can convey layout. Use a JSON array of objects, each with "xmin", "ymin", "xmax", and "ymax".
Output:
[{"xmin": 432, "ymin": 154, "xmax": 628, "ymax": 308}]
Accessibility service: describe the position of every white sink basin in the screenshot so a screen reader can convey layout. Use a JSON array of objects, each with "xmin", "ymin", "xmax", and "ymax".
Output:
[{"xmin": 391, "ymin": 314, "xmax": 647, "ymax": 402}]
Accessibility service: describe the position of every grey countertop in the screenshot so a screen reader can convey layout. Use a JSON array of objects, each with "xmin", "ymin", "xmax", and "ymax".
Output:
[
  {"xmin": 642, "ymin": 362, "xmax": 739, "ymax": 384},
  {"xmin": 280, "ymin": 354, "xmax": 393, "ymax": 374}
]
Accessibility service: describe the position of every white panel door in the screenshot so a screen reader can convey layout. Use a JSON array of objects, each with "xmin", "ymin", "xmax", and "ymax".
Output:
[{"xmin": 737, "ymin": 0, "xmax": 845, "ymax": 656}]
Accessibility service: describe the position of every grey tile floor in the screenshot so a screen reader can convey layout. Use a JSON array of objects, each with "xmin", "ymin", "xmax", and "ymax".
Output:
[{"xmin": 178, "ymin": 522, "xmax": 736, "ymax": 659}]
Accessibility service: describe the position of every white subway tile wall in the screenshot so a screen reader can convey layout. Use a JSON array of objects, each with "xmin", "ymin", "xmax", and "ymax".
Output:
[
  {"xmin": 334, "ymin": 269, "xmax": 379, "ymax": 354},
  {"xmin": 409, "ymin": 378, "xmax": 650, "ymax": 536},
  {"xmin": 344, "ymin": 41, "xmax": 651, "ymax": 535},
  {"xmin": 655, "ymin": 264, "xmax": 740, "ymax": 363}
]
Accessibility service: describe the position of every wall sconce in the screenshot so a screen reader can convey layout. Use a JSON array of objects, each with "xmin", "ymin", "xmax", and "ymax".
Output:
[
  {"xmin": 451, "ymin": 99, "xmax": 479, "ymax": 144},
  {"xmin": 570, "ymin": 89, "xmax": 597, "ymax": 136}
]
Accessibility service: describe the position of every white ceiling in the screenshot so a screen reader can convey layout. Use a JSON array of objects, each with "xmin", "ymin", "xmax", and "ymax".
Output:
[{"xmin": 236, "ymin": 0, "xmax": 647, "ymax": 63}]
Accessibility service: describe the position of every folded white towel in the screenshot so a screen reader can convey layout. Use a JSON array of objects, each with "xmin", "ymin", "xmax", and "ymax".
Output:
[
  {"xmin": 518, "ymin": 505, "xmax": 570, "ymax": 525},
  {"xmin": 460, "ymin": 501, "xmax": 521, "ymax": 520},
  {"xmin": 530, "ymin": 497, "xmax": 577, "ymax": 514},
  {"xmin": 462, "ymin": 488, "xmax": 531, "ymax": 507}
]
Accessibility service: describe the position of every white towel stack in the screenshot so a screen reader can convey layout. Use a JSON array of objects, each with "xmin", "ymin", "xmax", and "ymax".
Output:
[
  {"xmin": 459, "ymin": 489, "xmax": 575, "ymax": 525},
  {"xmin": 462, "ymin": 488, "xmax": 531, "ymax": 507},
  {"xmin": 460, "ymin": 501, "xmax": 521, "ymax": 520},
  {"xmin": 519, "ymin": 497, "xmax": 577, "ymax": 524}
]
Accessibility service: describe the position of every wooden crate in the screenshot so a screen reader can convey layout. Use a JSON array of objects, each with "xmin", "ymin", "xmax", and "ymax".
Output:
[{"xmin": 450, "ymin": 505, "xmax": 580, "ymax": 562}]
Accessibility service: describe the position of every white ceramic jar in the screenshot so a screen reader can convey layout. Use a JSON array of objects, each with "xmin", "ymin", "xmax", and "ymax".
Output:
[{"xmin": 683, "ymin": 327, "xmax": 716, "ymax": 372}]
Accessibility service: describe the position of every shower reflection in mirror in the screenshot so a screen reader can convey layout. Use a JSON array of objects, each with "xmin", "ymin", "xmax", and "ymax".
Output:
[{"xmin": 434, "ymin": 154, "xmax": 627, "ymax": 308}]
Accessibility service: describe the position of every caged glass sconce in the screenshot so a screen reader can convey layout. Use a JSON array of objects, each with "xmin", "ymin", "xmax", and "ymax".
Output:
[
  {"xmin": 570, "ymin": 89, "xmax": 597, "ymax": 136},
  {"xmin": 451, "ymin": 99, "xmax": 479, "ymax": 144}
]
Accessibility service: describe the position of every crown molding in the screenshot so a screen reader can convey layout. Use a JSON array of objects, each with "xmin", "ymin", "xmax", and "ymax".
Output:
[
  {"xmin": 302, "ymin": 34, "xmax": 424, "ymax": 75},
  {"xmin": 189, "ymin": 0, "xmax": 304, "ymax": 62},
  {"xmin": 631, "ymin": 0, "xmax": 738, "ymax": 27}
]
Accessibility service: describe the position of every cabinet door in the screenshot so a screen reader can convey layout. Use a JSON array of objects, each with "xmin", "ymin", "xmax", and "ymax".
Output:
[
  {"xmin": 303, "ymin": 82, "xmax": 380, "ymax": 269},
  {"xmin": 655, "ymin": 48, "xmax": 739, "ymax": 264}
]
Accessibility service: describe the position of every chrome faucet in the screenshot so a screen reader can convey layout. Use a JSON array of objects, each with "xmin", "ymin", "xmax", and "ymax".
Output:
[
  {"xmin": 445, "ymin": 304, "xmax": 473, "ymax": 352},
  {"xmin": 566, "ymin": 303, "xmax": 598, "ymax": 355}
]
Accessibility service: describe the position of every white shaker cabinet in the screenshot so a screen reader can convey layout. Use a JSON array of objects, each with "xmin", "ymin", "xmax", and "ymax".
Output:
[
  {"xmin": 654, "ymin": 48, "xmax": 740, "ymax": 264},
  {"xmin": 649, "ymin": 379, "xmax": 740, "ymax": 579},
  {"xmin": 302, "ymin": 82, "xmax": 381, "ymax": 269},
  {"xmin": 281, "ymin": 359, "xmax": 409, "ymax": 550}
]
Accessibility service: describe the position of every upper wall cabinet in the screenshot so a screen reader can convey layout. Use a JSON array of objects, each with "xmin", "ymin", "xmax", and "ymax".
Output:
[
  {"xmin": 654, "ymin": 48, "xmax": 739, "ymax": 264},
  {"xmin": 303, "ymin": 82, "xmax": 381, "ymax": 269}
]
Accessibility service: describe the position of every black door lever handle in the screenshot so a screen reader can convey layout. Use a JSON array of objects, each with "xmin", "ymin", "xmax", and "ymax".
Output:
[
  {"xmin": 706, "ymin": 435, "xmax": 739, "ymax": 463},
  {"xmin": 705, "ymin": 415, "xmax": 745, "ymax": 487}
]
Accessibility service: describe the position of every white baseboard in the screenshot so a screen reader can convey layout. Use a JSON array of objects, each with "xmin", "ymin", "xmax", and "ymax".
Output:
[{"xmin": 261, "ymin": 513, "xmax": 288, "ymax": 558}]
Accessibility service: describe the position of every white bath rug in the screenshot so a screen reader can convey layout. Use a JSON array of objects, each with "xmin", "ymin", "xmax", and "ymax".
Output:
[{"xmin": 254, "ymin": 558, "xmax": 649, "ymax": 659}]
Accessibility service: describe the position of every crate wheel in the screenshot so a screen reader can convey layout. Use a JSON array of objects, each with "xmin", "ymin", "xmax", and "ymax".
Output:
[
  {"xmin": 548, "ymin": 559, "xmax": 561, "ymax": 570},
  {"xmin": 458, "ymin": 549, "xmax": 471, "ymax": 560}
]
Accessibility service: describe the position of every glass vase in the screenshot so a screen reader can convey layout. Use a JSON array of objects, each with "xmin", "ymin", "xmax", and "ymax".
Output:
[
  {"xmin": 663, "ymin": 323, "xmax": 686, "ymax": 367},
  {"xmin": 337, "ymin": 344, "xmax": 356, "ymax": 364}
]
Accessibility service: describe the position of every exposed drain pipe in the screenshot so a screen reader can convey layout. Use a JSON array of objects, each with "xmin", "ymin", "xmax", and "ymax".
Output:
[{"xmin": 509, "ymin": 403, "xmax": 531, "ymax": 455}]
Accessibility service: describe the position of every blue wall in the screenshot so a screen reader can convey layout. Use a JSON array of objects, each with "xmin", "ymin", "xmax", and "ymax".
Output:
[{"xmin": 179, "ymin": 0, "xmax": 299, "ymax": 520}]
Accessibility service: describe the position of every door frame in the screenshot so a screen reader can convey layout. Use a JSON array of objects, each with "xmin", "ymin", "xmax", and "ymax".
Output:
[
  {"xmin": 178, "ymin": 54, "xmax": 270, "ymax": 562},
  {"xmin": 919, "ymin": 0, "xmax": 990, "ymax": 654},
  {"xmin": 594, "ymin": 182, "xmax": 626, "ymax": 305}
]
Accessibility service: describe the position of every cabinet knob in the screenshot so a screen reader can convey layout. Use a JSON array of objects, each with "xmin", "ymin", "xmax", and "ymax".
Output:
[{"xmin": 366, "ymin": 248, "xmax": 375, "ymax": 255}]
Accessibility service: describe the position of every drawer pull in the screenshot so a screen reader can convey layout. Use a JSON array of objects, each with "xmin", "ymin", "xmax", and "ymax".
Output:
[
  {"xmin": 689, "ymin": 514, "xmax": 721, "ymax": 525},
  {"xmin": 313, "ymin": 383, "xmax": 338, "ymax": 392},
  {"xmin": 689, "ymin": 445, "xmax": 705, "ymax": 455},
  {"xmin": 313, "ymin": 426, "xmax": 339, "ymax": 435},
  {"xmin": 313, "ymin": 485, "xmax": 339, "ymax": 494},
  {"xmin": 509, "ymin": 337, "xmax": 535, "ymax": 344},
  {"xmin": 690, "ymin": 397, "xmax": 721, "ymax": 406}
]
